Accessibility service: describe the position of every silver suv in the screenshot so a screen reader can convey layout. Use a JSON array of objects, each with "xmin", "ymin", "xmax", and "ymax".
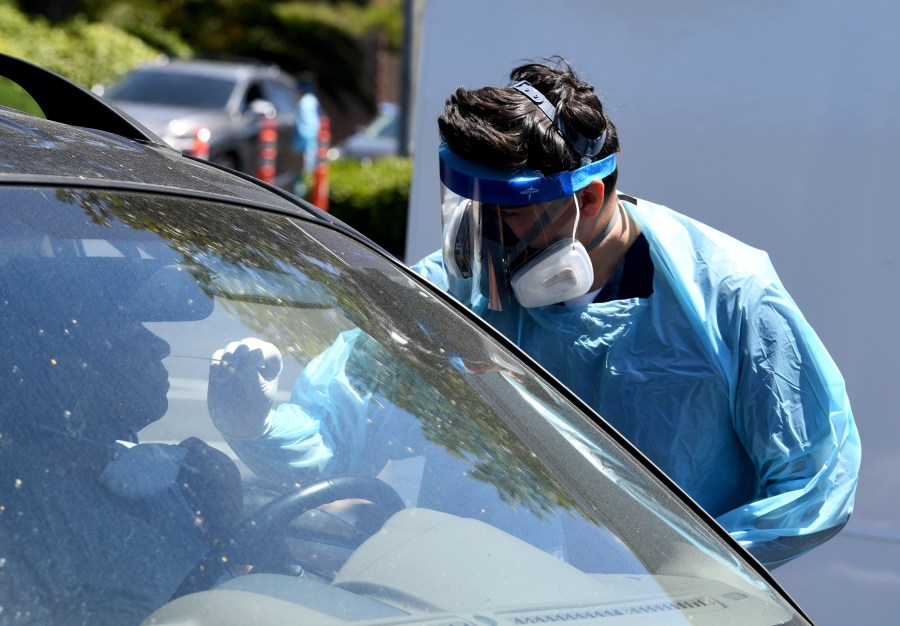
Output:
[{"xmin": 103, "ymin": 58, "xmax": 302, "ymax": 190}]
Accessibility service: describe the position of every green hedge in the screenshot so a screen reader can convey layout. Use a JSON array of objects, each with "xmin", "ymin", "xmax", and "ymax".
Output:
[
  {"xmin": 0, "ymin": 5, "xmax": 162, "ymax": 88},
  {"xmin": 325, "ymin": 157, "xmax": 412, "ymax": 259}
]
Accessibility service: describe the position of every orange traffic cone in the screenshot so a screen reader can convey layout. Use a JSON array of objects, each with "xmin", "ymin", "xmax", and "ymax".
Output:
[
  {"xmin": 310, "ymin": 116, "xmax": 330, "ymax": 211},
  {"xmin": 255, "ymin": 117, "xmax": 278, "ymax": 184}
]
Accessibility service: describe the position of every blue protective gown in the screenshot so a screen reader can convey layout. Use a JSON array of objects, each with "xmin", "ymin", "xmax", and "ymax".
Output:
[
  {"xmin": 226, "ymin": 329, "xmax": 430, "ymax": 485},
  {"xmin": 294, "ymin": 92, "xmax": 321, "ymax": 175},
  {"xmin": 412, "ymin": 194, "xmax": 860, "ymax": 567}
]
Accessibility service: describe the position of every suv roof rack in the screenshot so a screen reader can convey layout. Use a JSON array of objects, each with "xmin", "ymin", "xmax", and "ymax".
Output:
[{"xmin": 0, "ymin": 53, "xmax": 162, "ymax": 144}]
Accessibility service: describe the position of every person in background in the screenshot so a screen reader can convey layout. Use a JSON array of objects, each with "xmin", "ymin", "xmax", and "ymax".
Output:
[
  {"xmin": 409, "ymin": 57, "xmax": 860, "ymax": 568},
  {"xmin": 293, "ymin": 71, "xmax": 321, "ymax": 198}
]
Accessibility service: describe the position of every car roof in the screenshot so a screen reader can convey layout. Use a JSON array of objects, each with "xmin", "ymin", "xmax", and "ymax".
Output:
[
  {"xmin": 0, "ymin": 106, "xmax": 301, "ymax": 209},
  {"xmin": 130, "ymin": 58, "xmax": 291, "ymax": 82}
]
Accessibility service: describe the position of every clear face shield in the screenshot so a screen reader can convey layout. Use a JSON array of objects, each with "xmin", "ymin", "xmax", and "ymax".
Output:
[{"xmin": 439, "ymin": 143, "xmax": 617, "ymax": 311}]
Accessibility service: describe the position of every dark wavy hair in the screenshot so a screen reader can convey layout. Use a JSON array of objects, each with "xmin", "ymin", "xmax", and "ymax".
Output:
[{"xmin": 438, "ymin": 57, "xmax": 619, "ymax": 197}]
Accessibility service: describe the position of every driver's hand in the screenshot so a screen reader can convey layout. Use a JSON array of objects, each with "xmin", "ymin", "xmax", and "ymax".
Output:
[{"xmin": 208, "ymin": 337, "xmax": 283, "ymax": 439}]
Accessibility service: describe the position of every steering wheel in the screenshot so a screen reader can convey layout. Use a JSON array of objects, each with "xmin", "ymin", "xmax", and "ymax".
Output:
[{"xmin": 172, "ymin": 475, "xmax": 405, "ymax": 599}]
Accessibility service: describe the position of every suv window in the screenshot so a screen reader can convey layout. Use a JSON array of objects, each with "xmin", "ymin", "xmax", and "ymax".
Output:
[
  {"xmin": 263, "ymin": 80, "xmax": 297, "ymax": 114},
  {"xmin": 241, "ymin": 81, "xmax": 266, "ymax": 112},
  {"xmin": 106, "ymin": 69, "xmax": 236, "ymax": 109}
]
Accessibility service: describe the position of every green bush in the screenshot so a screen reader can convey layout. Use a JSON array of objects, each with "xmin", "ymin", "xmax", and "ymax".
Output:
[
  {"xmin": 324, "ymin": 157, "xmax": 412, "ymax": 259},
  {"xmin": 0, "ymin": 5, "xmax": 162, "ymax": 88},
  {"xmin": 119, "ymin": 22, "xmax": 191, "ymax": 59}
]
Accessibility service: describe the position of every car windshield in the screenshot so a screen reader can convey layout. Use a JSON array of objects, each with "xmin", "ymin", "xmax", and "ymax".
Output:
[
  {"xmin": 0, "ymin": 187, "xmax": 807, "ymax": 625},
  {"xmin": 106, "ymin": 68, "xmax": 237, "ymax": 109}
]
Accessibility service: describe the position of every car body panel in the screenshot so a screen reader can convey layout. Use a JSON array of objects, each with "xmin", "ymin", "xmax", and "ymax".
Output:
[{"xmin": 0, "ymin": 106, "xmax": 301, "ymax": 212}]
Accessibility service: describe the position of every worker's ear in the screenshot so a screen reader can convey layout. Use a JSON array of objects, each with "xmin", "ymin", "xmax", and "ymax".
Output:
[{"xmin": 577, "ymin": 180, "xmax": 606, "ymax": 218}]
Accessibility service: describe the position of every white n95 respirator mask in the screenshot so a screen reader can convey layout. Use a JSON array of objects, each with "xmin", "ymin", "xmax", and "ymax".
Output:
[
  {"xmin": 508, "ymin": 233, "xmax": 594, "ymax": 308},
  {"xmin": 442, "ymin": 189, "xmax": 619, "ymax": 310}
]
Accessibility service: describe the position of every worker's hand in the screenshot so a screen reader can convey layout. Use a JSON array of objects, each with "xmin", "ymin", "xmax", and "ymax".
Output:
[{"xmin": 207, "ymin": 337, "xmax": 283, "ymax": 439}]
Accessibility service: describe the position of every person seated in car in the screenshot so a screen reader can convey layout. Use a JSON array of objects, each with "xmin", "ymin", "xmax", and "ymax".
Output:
[{"xmin": 0, "ymin": 265, "xmax": 241, "ymax": 625}]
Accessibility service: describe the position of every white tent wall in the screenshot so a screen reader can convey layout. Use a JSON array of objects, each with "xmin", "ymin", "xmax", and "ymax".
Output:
[{"xmin": 405, "ymin": 1, "xmax": 899, "ymax": 623}]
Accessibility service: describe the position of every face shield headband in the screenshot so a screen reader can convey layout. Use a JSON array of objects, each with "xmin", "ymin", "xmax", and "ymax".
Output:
[
  {"xmin": 438, "ymin": 143, "xmax": 616, "ymax": 208},
  {"xmin": 440, "ymin": 144, "xmax": 617, "ymax": 310}
]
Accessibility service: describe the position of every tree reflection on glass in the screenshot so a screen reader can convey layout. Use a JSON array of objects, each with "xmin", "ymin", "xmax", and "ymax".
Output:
[{"xmin": 56, "ymin": 188, "xmax": 596, "ymax": 520}]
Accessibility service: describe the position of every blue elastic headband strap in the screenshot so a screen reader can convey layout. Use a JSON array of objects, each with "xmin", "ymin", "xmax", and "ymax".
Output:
[{"xmin": 438, "ymin": 143, "xmax": 616, "ymax": 206}]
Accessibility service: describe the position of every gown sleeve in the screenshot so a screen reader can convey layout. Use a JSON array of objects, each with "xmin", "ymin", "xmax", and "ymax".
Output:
[
  {"xmin": 224, "ymin": 329, "xmax": 428, "ymax": 484},
  {"xmin": 714, "ymin": 275, "xmax": 861, "ymax": 567}
]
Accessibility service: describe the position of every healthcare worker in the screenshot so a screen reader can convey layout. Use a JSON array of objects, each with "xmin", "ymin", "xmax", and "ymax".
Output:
[
  {"xmin": 409, "ymin": 58, "xmax": 860, "ymax": 568},
  {"xmin": 292, "ymin": 71, "xmax": 321, "ymax": 198}
]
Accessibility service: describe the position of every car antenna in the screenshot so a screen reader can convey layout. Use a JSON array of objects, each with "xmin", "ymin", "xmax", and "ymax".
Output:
[{"xmin": 0, "ymin": 53, "xmax": 163, "ymax": 144}]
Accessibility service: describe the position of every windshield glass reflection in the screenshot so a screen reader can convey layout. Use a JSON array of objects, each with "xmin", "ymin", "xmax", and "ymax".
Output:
[{"xmin": 0, "ymin": 188, "xmax": 801, "ymax": 625}]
